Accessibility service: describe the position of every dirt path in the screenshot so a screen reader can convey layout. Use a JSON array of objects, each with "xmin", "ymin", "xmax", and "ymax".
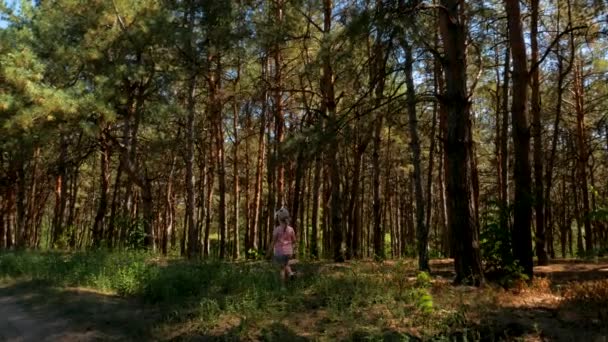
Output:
[
  {"xmin": 0, "ymin": 283, "xmax": 149, "ymax": 342},
  {"xmin": 0, "ymin": 296, "xmax": 101, "ymax": 342}
]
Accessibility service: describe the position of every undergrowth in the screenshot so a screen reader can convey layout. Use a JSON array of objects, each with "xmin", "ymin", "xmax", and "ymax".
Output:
[
  {"xmin": 0, "ymin": 251, "xmax": 446, "ymax": 340},
  {"xmin": 5, "ymin": 251, "xmax": 601, "ymax": 340}
]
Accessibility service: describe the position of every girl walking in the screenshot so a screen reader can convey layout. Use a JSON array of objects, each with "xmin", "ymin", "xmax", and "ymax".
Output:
[{"xmin": 268, "ymin": 207, "xmax": 297, "ymax": 284}]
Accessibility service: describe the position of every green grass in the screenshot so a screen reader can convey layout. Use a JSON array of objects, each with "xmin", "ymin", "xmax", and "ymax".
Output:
[
  {"xmin": 5, "ymin": 251, "xmax": 604, "ymax": 341},
  {"xmin": 0, "ymin": 251, "xmax": 448, "ymax": 340}
]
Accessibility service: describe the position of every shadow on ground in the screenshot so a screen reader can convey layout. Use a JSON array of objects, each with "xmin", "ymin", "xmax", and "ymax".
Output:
[{"xmin": 0, "ymin": 281, "xmax": 156, "ymax": 341}]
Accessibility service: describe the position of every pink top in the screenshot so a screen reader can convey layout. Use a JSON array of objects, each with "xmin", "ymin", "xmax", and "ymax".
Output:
[{"xmin": 273, "ymin": 225, "xmax": 295, "ymax": 256}]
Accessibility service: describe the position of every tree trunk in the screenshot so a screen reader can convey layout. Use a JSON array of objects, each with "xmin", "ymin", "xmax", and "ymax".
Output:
[
  {"xmin": 530, "ymin": 0, "xmax": 548, "ymax": 266},
  {"xmin": 52, "ymin": 138, "xmax": 68, "ymax": 248},
  {"xmin": 6, "ymin": 183, "xmax": 15, "ymax": 249},
  {"xmin": 439, "ymin": 0, "xmax": 483, "ymax": 285},
  {"xmin": 67, "ymin": 168, "xmax": 79, "ymax": 249},
  {"xmin": 250, "ymin": 86, "xmax": 266, "ymax": 253},
  {"xmin": 25, "ymin": 148, "xmax": 40, "ymax": 247},
  {"xmin": 185, "ymin": 72, "xmax": 199, "ymax": 259},
  {"xmin": 232, "ymin": 95, "xmax": 241, "ymax": 260},
  {"xmin": 142, "ymin": 175, "xmax": 155, "ymax": 250},
  {"xmin": 273, "ymin": 0, "xmax": 286, "ymax": 209},
  {"xmin": 371, "ymin": 114, "xmax": 384, "ymax": 259},
  {"xmin": 244, "ymin": 108, "xmax": 252, "ymax": 255},
  {"xmin": 204, "ymin": 150, "xmax": 215, "ymax": 257},
  {"xmin": 436, "ymin": 44, "xmax": 451, "ymax": 258},
  {"xmin": 321, "ymin": 0, "xmax": 344, "ymax": 262},
  {"xmin": 310, "ymin": 155, "xmax": 321, "ymax": 259},
  {"xmin": 506, "ymin": 0, "xmax": 534, "ymax": 278},
  {"xmin": 573, "ymin": 62, "xmax": 593, "ymax": 254},
  {"xmin": 16, "ymin": 155, "xmax": 27, "ymax": 248},
  {"xmin": 291, "ymin": 149, "xmax": 305, "ymax": 242},
  {"xmin": 403, "ymin": 40, "xmax": 429, "ymax": 271},
  {"xmin": 560, "ymin": 174, "xmax": 568, "ymax": 258},
  {"xmin": 0, "ymin": 195, "xmax": 5, "ymax": 250},
  {"xmin": 108, "ymin": 159, "xmax": 123, "ymax": 248},
  {"xmin": 207, "ymin": 54, "xmax": 228, "ymax": 259},
  {"xmin": 92, "ymin": 135, "xmax": 111, "ymax": 248},
  {"xmin": 162, "ymin": 157, "xmax": 176, "ymax": 255},
  {"xmin": 347, "ymin": 143, "xmax": 365, "ymax": 259},
  {"xmin": 544, "ymin": 6, "xmax": 574, "ymax": 260},
  {"xmin": 500, "ymin": 43, "xmax": 510, "ymax": 233}
]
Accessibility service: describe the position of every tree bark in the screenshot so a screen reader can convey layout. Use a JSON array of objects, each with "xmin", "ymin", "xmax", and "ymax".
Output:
[
  {"xmin": 439, "ymin": 0, "xmax": 483, "ymax": 285},
  {"xmin": 232, "ymin": 93, "xmax": 241, "ymax": 260},
  {"xmin": 52, "ymin": 137, "xmax": 68, "ymax": 247},
  {"xmin": 310, "ymin": 155, "xmax": 321, "ymax": 259},
  {"xmin": 500, "ymin": 43, "xmax": 510, "ymax": 233},
  {"xmin": 544, "ymin": 5, "xmax": 574, "ymax": 260},
  {"xmin": 506, "ymin": 0, "xmax": 534, "ymax": 278},
  {"xmin": 321, "ymin": 0, "xmax": 344, "ymax": 262},
  {"xmin": 404, "ymin": 40, "xmax": 429, "ymax": 271},
  {"xmin": 204, "ymin": 149, "xmax": 215, "ymax": 257},
  {"xmin": 273, "ymin": 0, "xmax": 286, "ymax": 209},
  {"xmin": 573, "ymin": 61, "xmax": 593, "ymax": 254},
  {"xmin": 185, "ymin": 72, "xmax": 199, "ymax": 259},
  {"xmin": 108, "ymin": 158, "xmax": 122, "ymax": 248},
  {"xmin": 92, "ymin": 134, "xmax": 111, "ymax": 248},
  {"xmin": 530, "ymin": 0, "xmax": 548, "ymax": 266}
]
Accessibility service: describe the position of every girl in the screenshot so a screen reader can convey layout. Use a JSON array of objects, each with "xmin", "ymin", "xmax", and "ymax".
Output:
[{"xmin": 268, "ymin": 207, "xmax": 297, "ymax": 284}]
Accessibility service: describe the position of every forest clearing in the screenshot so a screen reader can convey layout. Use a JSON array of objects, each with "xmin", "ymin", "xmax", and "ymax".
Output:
[{"xmin": 1, "ymin": 0, "xmax": 608, "ymax": 340}]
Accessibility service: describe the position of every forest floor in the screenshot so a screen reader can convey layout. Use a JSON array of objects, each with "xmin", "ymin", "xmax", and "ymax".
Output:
[{"xmin": 1, "ymin": 256, "xmax": 607, "ymax": 341}]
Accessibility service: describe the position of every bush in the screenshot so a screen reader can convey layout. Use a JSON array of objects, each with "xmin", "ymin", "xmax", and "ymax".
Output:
[{"xmin": 480, "ymin": 202, "xmax": 528, "ymax": 287}]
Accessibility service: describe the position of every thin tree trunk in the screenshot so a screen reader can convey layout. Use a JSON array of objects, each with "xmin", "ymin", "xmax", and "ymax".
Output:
[
  {"xmin": 573, "ymin": 62, "xmax": 593, "ymax": 254},
  {"xmin": 142, "ymin": 175, "xmax": 155, "ymax": 251},
  {"xmin": 561, "ymin": 174, "xmax": 568, "ymax": 258},
  {"xmin": 162, "ymin": 157, "xmax": 176, "ymax": 255},
  {"xmin": 404, "ymin": 40, "xmax": 429, "ymax": 271},
  {"xmin": 321, "ymin": 0, "xmax": 344, "ymax": 262},
  {"xmin": 347, "ymin": 143, "xmax": 365, "ymax": 258},
  {"xmin": 25, "ymin": 148, "xmax": 41, "ymax": 247},
  {"xmin": 93, "ymin": 135, "xmax": 111, "ymax": 248},
  {"xmin": 6, "ymin": 183, "xmax": 15, "ymax": 249},
  {"xmin": 16, "ymin": 155, "xmax": 27, "ymax": 248},
  {"xmin": 544, "ymin": 6, "xmax": 574, "ymax": 259},
  {"xmin": 232, "ymin": 95, "xmax": 240, "ymax": 260},
  {"xmin": 0, "ymin": 195, "xmax": 5, "ymax": 249},
  {"xmin": 250, "ymin": 59, "xmax": 268, "ymax": 253},
  {"xmin": 310, "ymin": 155, "xmax": 321, "ymax": 259},
  {"xmin": 291, "ymin": 149, "xmax": 305, "ymax": 244},
  {"xmin": 68, "ymin": 168, "xmax": 79, "ymax": 248},
  {"xmin": 207, "ymin": 55, "xmax": 228, "ymax": 259},
  {"xmin": 244, "ymin": 108, "xmax": 252, "ymax": 255},
  {"xmin": 185, "ymin": 71, "xmax": 199, "ymax": 259},
  {"xmin": 52, "ymin": 138, "xmax": 68, "ymax": 248},
  {"xmin": 531, "ymin": 0, "xmax": 548, "ymax": 266},
  {"xmin": 500, "ymin": 43, "xmax": 510, "ymax": 233},
  {"xmin": 108, "ymin": 159, "xmax": 123, "ymax": 248},
  {"xmin": 506, "ymin": 0, "xmax": 534, "ymax": 278},
  {"xmin": 204, "ymin": 151, "xmax": 215, "ymax": 257},
  {"xmin": 572, "ymin": 163, "xmax": 584, "ymax": 255},
  {"xmin": 426, "ymin": 82, "xmax": 437, "ymax": 254},
  {"xmin": 272, "ymin": 0, "xmax": 286, "ymax": 209}
]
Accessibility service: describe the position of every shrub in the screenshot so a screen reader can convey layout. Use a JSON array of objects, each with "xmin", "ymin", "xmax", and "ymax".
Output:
[{"xmin": 480, "ymin": 202, "xmax": 528, "ymax": 288}]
